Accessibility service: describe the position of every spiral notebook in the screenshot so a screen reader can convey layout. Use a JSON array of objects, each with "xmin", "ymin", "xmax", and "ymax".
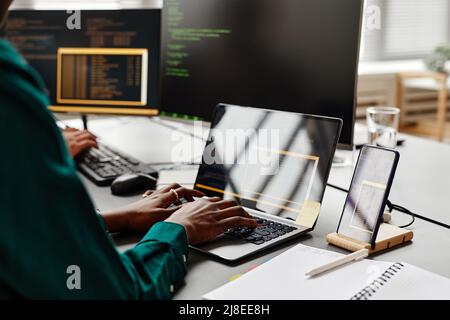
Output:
[{"xmin": 203, "ymin": 244, "xmax": 450, "ymax": 300}]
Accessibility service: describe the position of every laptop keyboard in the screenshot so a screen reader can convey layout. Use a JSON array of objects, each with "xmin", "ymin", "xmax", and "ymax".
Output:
[{"xmin": 224, "ymin": 216, "xmax": 297, "ymax": 245}]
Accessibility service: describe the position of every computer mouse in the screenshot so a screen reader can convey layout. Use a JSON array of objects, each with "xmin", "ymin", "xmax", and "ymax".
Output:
[{"xmin": 111, "ymin": 173, "xmax": 158, "ymax": 196}]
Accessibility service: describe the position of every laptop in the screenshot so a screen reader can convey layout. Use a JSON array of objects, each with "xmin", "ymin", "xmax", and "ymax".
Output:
[{"xmin": 191, "ymin": 104, "xmax": 342, "ymax": 262}]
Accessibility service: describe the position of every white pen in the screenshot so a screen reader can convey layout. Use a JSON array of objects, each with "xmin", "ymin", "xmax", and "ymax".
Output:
[{"xmin": 305, "ymin": 248, "xmax": 369, "ymax": 277}]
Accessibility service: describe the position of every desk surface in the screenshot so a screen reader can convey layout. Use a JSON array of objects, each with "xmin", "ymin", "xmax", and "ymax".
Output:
[
  {"xmin": 80, "ymin": 116, "xmax": 450, "ymax": 299},
  {"xmin": 329, "ymin": 135, "xmax": 450, "ymax": 227}
]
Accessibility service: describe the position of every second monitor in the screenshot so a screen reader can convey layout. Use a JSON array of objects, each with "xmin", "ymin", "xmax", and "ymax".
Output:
[
  {"xmin": 6, "ymin": 9, "xmax": 161, "ymax": 115},
  {"xmin": 160, "ymin": 0, "xmax": 363, "ymax": 147},
  {"xmin": 57, "ymin": 48, "xmax": 148, "ymax": 108}
]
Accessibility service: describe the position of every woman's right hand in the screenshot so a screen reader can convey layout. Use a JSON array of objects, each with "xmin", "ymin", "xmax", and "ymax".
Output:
[{"xmin": 165, "ymin": 197, "xmax": 259, "ymax": 245}]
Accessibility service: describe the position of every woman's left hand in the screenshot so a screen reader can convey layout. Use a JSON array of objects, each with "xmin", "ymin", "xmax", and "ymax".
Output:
[
  {"xmin": 101, "ymin": 183, "xmax": 205, "ymax": 233},
  {"xmin": 62, "ymin": 128, "xmax": 98, "ymax": 158}
]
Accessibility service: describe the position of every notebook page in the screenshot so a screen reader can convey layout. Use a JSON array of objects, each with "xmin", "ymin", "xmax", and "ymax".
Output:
[
  {"xmin": 370, "ymin": 263, "xmax": 450, "ymax": 300},
  {"xmin": 203, "ymin": 244, "xmax": 392, "ymax": 300}
]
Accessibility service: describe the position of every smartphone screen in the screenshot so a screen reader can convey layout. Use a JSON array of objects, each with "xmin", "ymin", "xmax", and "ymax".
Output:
[{"xmin": 337, "ymin": 146, "xmax": 399, "ymax": 245}]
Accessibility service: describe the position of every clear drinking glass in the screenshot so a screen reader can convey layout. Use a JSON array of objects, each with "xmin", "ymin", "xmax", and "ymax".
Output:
[{"xmin": 366, "ymin": 107, "xmax": 400, "ymax": 149}]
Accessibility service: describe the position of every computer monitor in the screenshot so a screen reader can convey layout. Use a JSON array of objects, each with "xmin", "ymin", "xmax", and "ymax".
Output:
[
  {"xmin": 160, "ymin": 0, "xmax": 363, "ymax": 147},
  {"xmin": 5, "ymin": 9, "xmax": 160, "ymax": 115},
  {"xmin": 57, "ymin": 48, "xmax": 148, "ymax": 108}
]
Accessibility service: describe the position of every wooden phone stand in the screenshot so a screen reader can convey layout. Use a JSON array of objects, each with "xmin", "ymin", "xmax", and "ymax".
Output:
[{"xmin": 326, "ymin": 223, "xmax": 414, "ymax": 254}]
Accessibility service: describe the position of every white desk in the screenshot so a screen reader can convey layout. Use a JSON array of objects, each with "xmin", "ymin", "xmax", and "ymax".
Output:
[
  {"xmin": 79, "ymin": 116, "xmax": 450, "ymax": 299},
  {"xmin": 329, "ymin": 135, "xmax": 450, "ymax": 227}
]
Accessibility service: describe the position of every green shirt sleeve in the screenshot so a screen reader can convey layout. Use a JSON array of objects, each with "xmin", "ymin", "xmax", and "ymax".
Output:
[
  {"xmin": 0, "ymin": 39, "xmax": 188, "ymax": 300},
  {"xmin": 123, "ymin": 222, "xmax": 189, "ymax": 299}
]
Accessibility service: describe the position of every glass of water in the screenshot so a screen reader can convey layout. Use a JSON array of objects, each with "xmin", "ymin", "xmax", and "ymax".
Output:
[{"xmin": 366, "ymin": 107, "xmax": 400, "ymax": 148}]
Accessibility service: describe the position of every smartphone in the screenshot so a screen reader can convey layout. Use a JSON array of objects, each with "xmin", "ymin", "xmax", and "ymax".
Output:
[{"xmin": 337, "ymin": 145, "xmax": 400, "ymax": 246}]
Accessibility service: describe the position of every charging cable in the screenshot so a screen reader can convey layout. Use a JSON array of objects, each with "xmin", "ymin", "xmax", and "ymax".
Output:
[
  {"xmin": 385, "ymin": 200, "xmax": 415, "ymax": 228},
  {"xmin": 325, "ymin": 183, "xmax": 448, "ymax": 229}
]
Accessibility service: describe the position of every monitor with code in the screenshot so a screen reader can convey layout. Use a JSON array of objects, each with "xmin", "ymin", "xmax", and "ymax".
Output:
[
  {"xmin": 57, "ymin": 48, "xmax": 148, "ymax": 107},
  {"xmin": 5, "ymin": 9, "xmax": 160, "ymax": 115}
]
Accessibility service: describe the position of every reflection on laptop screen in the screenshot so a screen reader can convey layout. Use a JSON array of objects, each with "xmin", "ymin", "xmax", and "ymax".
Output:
[{"xmin": 194, "ymin": 104, "xmax": 342, "ymax": 221}]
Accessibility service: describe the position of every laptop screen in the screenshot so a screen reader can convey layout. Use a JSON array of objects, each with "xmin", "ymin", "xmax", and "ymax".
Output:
[{"xmin": 194, "ymin": 104, "xmax": 342, "ymax": 221}]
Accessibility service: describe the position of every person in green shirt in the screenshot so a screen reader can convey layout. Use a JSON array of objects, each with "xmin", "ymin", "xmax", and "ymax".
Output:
[{"xmin": 0, "ymin": 0, "xmax": 257, "ymax": 299}]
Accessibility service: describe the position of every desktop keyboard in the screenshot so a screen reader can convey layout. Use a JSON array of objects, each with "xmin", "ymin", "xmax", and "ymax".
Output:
[
  {"xmin": 224, "ymin": 216, "xmax": 296, "ymax": 245},
  {"xmin": 76, "ymin": 143, "xmax": 158, "ymax": 186}
]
